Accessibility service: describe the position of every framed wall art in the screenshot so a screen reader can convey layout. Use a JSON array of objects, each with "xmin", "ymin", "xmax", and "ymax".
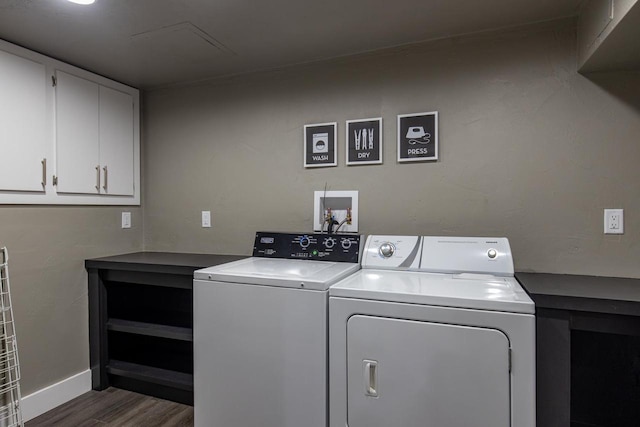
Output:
[
  {"xmin": 397, "ymin": 111, "xmax": 438, "ymax": 162},
  {"xmin": 346, "ymin": 117, "xmax": 382, "ymax": 166},
  {"xmin": 304, "ymin": 122, "xmax": 337, "ymax": 168}
]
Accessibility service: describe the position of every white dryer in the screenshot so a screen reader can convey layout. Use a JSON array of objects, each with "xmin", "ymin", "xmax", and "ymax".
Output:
[
  {"xmin": 329, "ymin": 235, "xmax": 535, "ymax": 427},
  {"xmin": 194, "ymin": 231, "xmax": 362, "ymax": 427}
]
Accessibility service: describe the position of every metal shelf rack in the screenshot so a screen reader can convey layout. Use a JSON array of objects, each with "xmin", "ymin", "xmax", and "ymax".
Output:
[{"xmin": 0, "ymin": 247, "xmax": 23, "ymax": 427}]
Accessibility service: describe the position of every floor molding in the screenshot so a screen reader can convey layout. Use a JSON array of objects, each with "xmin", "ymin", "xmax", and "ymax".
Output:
[{"xmin": 21, "ymin": 369, "xmax": 92, "ymax": 421}]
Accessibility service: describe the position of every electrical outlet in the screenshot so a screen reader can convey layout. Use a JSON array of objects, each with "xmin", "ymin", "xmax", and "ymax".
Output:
[
  {"xmin": 121, "ymin": 212, "xmax": 131, "ymax": 229},
  {"xmin": 202, "ymin": 211, "xmax": 211, "ymax": 228},
  {"xmin": 604, "ymin": 209, "xmax": 624, "ymax": 234}
]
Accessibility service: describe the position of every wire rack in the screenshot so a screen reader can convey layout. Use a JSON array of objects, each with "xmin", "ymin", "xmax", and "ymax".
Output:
[{"xmin": 0, "ymin": 248, "xmax": 23, "ymax": 427}]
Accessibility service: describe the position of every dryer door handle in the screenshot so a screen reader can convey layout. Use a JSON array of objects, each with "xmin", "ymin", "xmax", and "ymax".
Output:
[{"xmin": 364, "ymin": 359, "xmax": 378, "ymax": 397}]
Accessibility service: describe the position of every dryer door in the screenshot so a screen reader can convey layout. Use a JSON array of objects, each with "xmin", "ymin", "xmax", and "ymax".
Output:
[{"xmin": 347, "ymin": 315, "xmax": 511, "ymax": 427}]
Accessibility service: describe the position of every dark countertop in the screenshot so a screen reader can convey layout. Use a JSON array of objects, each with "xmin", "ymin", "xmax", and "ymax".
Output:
[
  {"xmin": 516, "ymin": 272, "xmax": 640, "ymax": 317},
  {"xmin": 85, "ymin": 252, "xmax": 246, "ymax": 276},
  {"xmin": 85, "ymin": 255, "xmax": 640, "ymax": 316}
]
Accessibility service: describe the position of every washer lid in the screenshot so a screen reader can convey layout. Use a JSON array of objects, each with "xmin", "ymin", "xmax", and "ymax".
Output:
[
  {"xmin": 329, "ymin": 270, "xmax": 534, "ymax": 314},
  {"xmin": 195, "ymin": 257, "xmax": 361, "ymax": 290}
]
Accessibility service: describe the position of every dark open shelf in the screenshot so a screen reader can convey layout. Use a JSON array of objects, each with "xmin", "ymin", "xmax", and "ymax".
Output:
[
  {"xmin": 108, "ymin": 330, "xmax": 193, "ymax": 374},
  {"xmin": 87, "ymin": 252, "xmax": 245, "ymax": 405},
  {"xmin": 107, "ymin": 282, "xmax": 193, "ymax": 328},
  {"xmin": 107, "ymin": 360, "xmax": 193, "ymax": 391},
  {"xmin": 107, "ymin": 318, "xmax": 193, "ymax": 341}
]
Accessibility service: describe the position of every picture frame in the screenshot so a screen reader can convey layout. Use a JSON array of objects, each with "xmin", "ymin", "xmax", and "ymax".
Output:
[
  {"xmin": 304, "ymin": 122, "xmax": 337, "ymax": 168},
  {"xmin": 397, "ymin": 111, "xmax": 438, "ymax": 163},
  {"xmin": 346, "ymin": 117, "xmax": 383, "ymax": 166}
]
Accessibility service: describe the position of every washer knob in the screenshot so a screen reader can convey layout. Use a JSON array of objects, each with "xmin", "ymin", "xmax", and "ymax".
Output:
[
  {"xmin": 325, "ymin": 238, "xmax": 336, "ymax": 249},
  {"xmin": 341, "ymin": 239, "xmax": 352, "ymax": 250},
  {"xmin": 487, "ymin": 249, "xmax": 497, "ymax": 259},
  {"xmin": 379, "ymin": 242, "xmax": 395, "ymax": 258},
  {"xmin": 299, "ymin": 236, "xmax": 311, "ymax": 248}
]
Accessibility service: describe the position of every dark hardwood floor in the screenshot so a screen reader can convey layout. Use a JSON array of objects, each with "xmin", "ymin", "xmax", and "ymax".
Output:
[{"xmin": 26, "ymin": 388, "xmax": 193, "ymax": 427}]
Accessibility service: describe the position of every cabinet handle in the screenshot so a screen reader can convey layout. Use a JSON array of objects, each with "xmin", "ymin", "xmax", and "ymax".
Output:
[
  {"xmin": 102, "ymin": 166, "xmax": 108, "ymax": 192},
  {"xmin": 95, "ymin": 165, "xmax": 100, "ymax": 192},
  {"xmin": 41, "ymin": 158, "xmax": 47, "ymax": 188}
]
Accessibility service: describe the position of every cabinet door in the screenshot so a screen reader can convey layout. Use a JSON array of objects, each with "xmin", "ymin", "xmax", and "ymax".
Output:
[
  {"xmin": 0, "ymin": 49, "xmax": 47, "ymax": 192},
  {"xmin": 99, "ymin": 86, "xmax": 134, "ymax": 196},
  {"xmin": 347, "ymin": 315, "xmax": 511, "ymax": 427},
  {"xmin": 55, "ymin": 71, "xmax": 100, "ymax": 194}
]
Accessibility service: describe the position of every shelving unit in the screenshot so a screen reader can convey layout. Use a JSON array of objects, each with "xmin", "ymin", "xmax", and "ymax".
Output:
[
  {"xmin": 0, "ymin": 247, "xmax": 24, "ymax": 427},
  {"xmin": 516, "ymin": 273, "xmax": 640, "ymax": 427},
  {"xmin": 86, "ymin": 252, "xmax": 244, "ymax": 405}
]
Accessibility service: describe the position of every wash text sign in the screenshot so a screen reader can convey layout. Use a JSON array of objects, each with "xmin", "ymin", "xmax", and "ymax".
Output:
[{"xmin": 304, "ymin": 122, "xmax": 337, "ymax": 168}]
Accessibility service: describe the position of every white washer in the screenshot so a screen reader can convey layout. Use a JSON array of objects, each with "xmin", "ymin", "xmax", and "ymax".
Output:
[
  {"xmin": 329, "ymin": 235, "xmax": 535, "ymax": 427},
  {"xmin": 194, "ymin": 232, "xmax": 362, "ymax": 427}
]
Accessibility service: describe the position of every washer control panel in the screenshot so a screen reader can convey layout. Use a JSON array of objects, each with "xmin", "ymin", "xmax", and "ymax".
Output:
[{"xmin": 253, "ymin": 232, "xmax": 362, "ymax": 263}]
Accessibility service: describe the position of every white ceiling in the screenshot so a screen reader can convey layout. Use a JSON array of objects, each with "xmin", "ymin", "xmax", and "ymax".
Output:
[{"xmin": 0, "ymin": 0, "xmax": 582, "ymax": 89}]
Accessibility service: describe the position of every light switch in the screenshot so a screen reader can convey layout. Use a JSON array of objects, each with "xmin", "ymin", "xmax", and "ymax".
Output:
[
  {"xmin": 202, "ymin": 211, "xmax": 211, "ymax": 228},
  {"xmin": 121, "ymin": 212, "xmax": 131, "ymax": 229}
]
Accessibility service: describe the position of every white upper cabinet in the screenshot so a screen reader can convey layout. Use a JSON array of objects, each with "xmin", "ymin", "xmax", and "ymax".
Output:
[
  {"xmin": 0, "ymin": 49, "xmax": 48, "ymax": 192},
  {"xmin": 99, "ymin": 86, "xmax": 134, "ymax": 196},
  {"xmin": 56, "ymin": 72, "xmax": 135, "ymax": 196},
  {"xmin": 0, "ymin": 38, "xmax": 140, "ymax": 205},
  {"xmin": 55, "ymin": 71, "xmax": 101, "ymax": 194}
]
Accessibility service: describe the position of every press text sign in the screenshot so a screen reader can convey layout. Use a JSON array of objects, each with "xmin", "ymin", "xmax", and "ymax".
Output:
[{"xmin": 397, "ymin": 112, "xmax": 438, "ymax": 162}]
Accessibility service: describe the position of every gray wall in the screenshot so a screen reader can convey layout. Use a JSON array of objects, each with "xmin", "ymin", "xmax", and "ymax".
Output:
[
  {"xmin": 143, "ymin": 19, "xmax": 640, "ymax": 278},
  {"xmin": 4, "ymin": 16, "xmax": 640, "ymax": 400},
  {"xmin": 0, "ymin": 207, "xmax": 142, "ymax": 394}
]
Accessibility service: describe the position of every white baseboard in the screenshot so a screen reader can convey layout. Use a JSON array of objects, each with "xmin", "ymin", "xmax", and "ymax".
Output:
[{"xmin": 21, "ymin": 369, "xmax": 92, "ymax": 422}]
